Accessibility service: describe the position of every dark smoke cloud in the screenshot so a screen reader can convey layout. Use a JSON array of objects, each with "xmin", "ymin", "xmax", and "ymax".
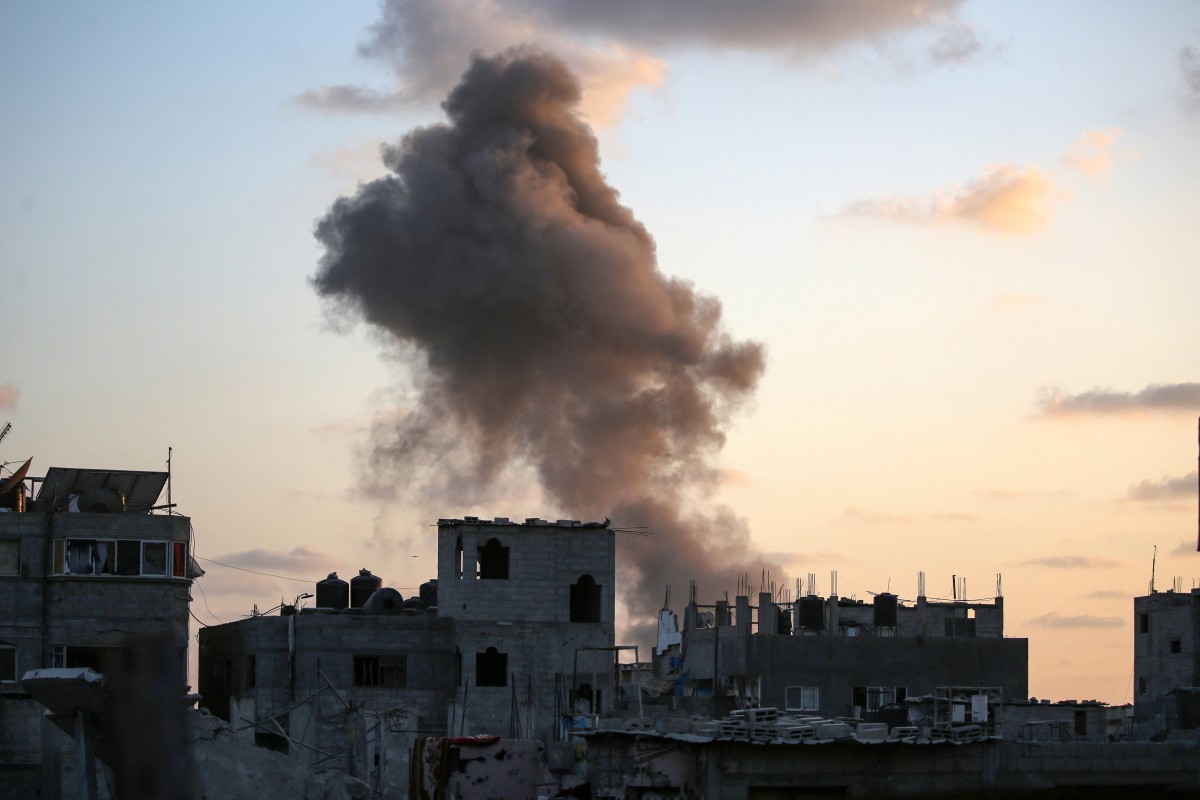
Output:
[
  {"xmin": 299, "ymin": 0, "xmax": 976, "ymax": 115},
  {"xmin": 1127, "ymin": 471, "xmax": 1197, "ymax": 502},
  {"xmin": 313, "ymin": 50, "xmax": 771, "ymax": 638},
  {"xmin": 1036, "ymin": 382, "xmax": 1200, "ymax": 417},
  {"xmin": 1181, "ymin": 43, "xmax": 1200, "ymax": 111}
]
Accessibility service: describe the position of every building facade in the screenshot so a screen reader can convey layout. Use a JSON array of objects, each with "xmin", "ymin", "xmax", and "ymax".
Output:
[
  {"xmin": 1134, "ymin": 588, "xmax": 1200, "ymax": 734},
  {"xmin": 196, "ymin": 516, "xmax": 617, "ymax": 792},
  {"xmin": 0, "ymin": 465, "xmax": 195, "ymax": 799},
  {"xmin": 673, "ymin": 589, "xmax": 1028, "ymax": 720}
]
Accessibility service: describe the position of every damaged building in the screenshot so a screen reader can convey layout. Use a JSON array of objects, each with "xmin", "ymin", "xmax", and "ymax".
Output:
[
  {"xmin": 664, "ymin": 579, "xmax": 1028, "ymax": 721},
  {"xmin": 196, "ymin": 516, "xmax": 620, "ymax": 792},
  {"xmin": 1134, "ymin": 586, "xmax": 1200, "ymax": 735},
  {"xmin": 0, "ymin": 464, "xmax": 197, "ymax": 798}
]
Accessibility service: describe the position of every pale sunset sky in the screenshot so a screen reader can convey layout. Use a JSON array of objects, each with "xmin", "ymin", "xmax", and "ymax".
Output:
[{"xmin": 2, "ymin": 1, "xmax": 1198, "ymax": 704}]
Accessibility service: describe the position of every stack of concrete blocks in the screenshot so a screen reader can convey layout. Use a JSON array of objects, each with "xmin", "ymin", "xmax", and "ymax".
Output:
[{"xmin": 852, "ymin": 722, "xmax": 889, "ymax": 743}]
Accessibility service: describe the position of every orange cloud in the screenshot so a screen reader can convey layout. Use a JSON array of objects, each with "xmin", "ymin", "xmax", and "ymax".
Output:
[
  {"xmin": 0, "ymin": 383, "xmax": 17, "ymax": 410},
  {"xmin": 1063, "ymin": 128, "xmax": 1122, "ymax": 175},
  {"xmin": 839, "ymin": 163, "xmax": 1059, "ymax": 235}
]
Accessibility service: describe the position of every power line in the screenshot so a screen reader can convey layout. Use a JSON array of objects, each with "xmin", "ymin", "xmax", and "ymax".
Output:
[{"xmin": 195, "ymin": 556, "xmax": 316, "ymax": 584}]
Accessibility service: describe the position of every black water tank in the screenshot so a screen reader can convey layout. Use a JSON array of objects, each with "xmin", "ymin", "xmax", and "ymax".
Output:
[
  {"xmin": 362, "ymin": 587, "xmax": 404, "ymax": 615},
  {"xmin": 800, "ymin": 595, "xmax": 825, "ymax": 630},
  {"xmin": 350, "ymin": 568, "xmax": 382, "ymax": 608},
  {"xmin": 419, "ymin": 579, "xmax": 438, "ymax": 609},
  {"xmin": 874, "ymin": 593, "xmax": 899, "ymax": 627},
  {"xmin": 316, "ymin": 572, "xmax": 349, "ymax": 610},
  {"xmin": 777, "ymin": 607, "xmax": 792, "ymax": 636}
]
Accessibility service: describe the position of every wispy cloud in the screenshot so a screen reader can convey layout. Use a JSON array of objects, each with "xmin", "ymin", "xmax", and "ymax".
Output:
[
  {"xmin": 1084, "ymin": 590, "xmax": 1128, "ymax": 600},
  {"xmin": 1171, "ymin": 539, "xmax": 1199, "ymax": 556},
  {"xmin": 0, "ymin": 383, "xmax": 17, "ymax": 410},
  {"xmin": 1036, "ymin": 382, "xmax": 1200, "ymax": 417},
  {"xmin": 1181, "ymin": 42, "xmax": 1200, "ymax": 112},
  {"xmin": 1027, "ymin": 612, "xmax": 1124, "ymax": 629},
  {"xmin": 837, "ymin": 507, "xmax": 914, "ymax": 525},
  {"xmin": 1022, "ymin": 555, "xmax": 1123, "ymax": 569},
  {"xmin": 209, "ymin": 545, "xmax": 341, "ymax": 577},
  {"xmin": 1127, "ymin": 471, "xmax": 1197, "ymax": 502},
  {"xmin": 298, "ymin": 0, "xmax": 979, "ymax": 124},
  {"xmin": 1062, "ymin": 128, "xmax": 1122, "ymax": 175},
  {"xmin": 838, "ymin": 163, "xmax": 1059, "ymax": 235}
]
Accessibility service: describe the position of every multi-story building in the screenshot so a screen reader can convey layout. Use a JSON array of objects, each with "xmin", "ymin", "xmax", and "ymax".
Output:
[
  {"xmin": 0, "ymin": 465, "xmax": 195, "ymax": 798},
  {"xmin": 1134, "ymin": 587, "xmax": 1200, "ymax": 734},
  {"xmin": 672, "ymin": 586, "xmax": 1028, "ymax": 720},
  {"xmin": 196, "ymin": 516, "xmax": 617, "ymax": 791}
]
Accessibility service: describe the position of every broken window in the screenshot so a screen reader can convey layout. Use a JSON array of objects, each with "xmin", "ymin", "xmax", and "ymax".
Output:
[
  {"xmin": 1170, "ymin": 638, "xmax": 1181, "ymax": 654},
  {"xmin": 852, "ymin": 686, "xmax": 902, "ymax": 715},
  {"xmin": 53, "ymin": 539, "xmax": 185, "ymax": 577},
  {"xmin": 0, "ymin": 540, "xmax": 19, "ymax": 576},
  {"xmin": 475, "ymin": 647, "xmax": 507, "ymax": 687},
  {"xmin": 570, "ymin": 574, "xmax": 602, "ymax": 623},
  {"xmin": 477, "ymin": 538, "xmax": 509, "ymax": 580},
  {"xmin": 52, "ymin": 645, "xmax": 115, "ymax": 673},
  {"xmin": 354, "ymin": 655, "xmax": 407, "ymax": 688},
  {"xmin": 142, "ymin": 542, "xmax": 167, "ymax": 576},
  {"xmin": 0, "ymin": 643, "xmax": 16, "ymax": 682},
  {"xmin": 785, "ymin": 686, "xmax": 819, "ymax": 711}
]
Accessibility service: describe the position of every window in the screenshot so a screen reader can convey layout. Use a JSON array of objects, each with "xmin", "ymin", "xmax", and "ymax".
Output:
[
  {"xmin": 354, "ymin": 655, "xmax": 408, "ymax": 688},
  {"xmin": 247, "ymin": 655, "xmax": 256, "ymax": 688},
  {"xmin": 455, "ymin": 536, "xmax": 464, "ymax": 580},
  {"xmin": 1138, "ymin": 677, "xmax": 1149, "ymax": 695},
  {"xmin": 0, "ymin": 643, "xmax": 16, "ymax": 682},
  {"xmin": 53, "ymin": 539, "xmax": 185, "ymax": 577},
  {"xmin": 1170, "ymin": 638, "xmax": 1181, "ymax": 654},
  {"xmin": 477, "ymin": 539, "xmax": 509, "ymax": 580},
  {"xmin": 51, "ymin": 645, "xmax": 115, "ymax": 673},
  {"xmin": 1074, "ymin": 710, "xmax": 1087, "ymax": 737},
  {"xmin": 570, "ymin": 574, "xmax": 601, "ymax": 623},
  {"xmin": 476, "ymin": 647, "xmax": 507, "ymax": 687},
  {"xmin": 853, "ymin": 686, "xmax": 905, "ymax": 715},
  {"xmin": 0, "ymin": 540, "xmax": 19, "ymax": 576},
  {"xmin": 1139, "ymin": 614, "xmax": 1149, "ymax": 634},
  {"xmin": 785, "ymin": 686, "xmax": 819, "ymax": 712}
]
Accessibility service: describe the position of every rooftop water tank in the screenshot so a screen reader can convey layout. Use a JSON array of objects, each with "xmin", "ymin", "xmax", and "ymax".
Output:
[
  {"xmin": 362, "ymin": 587, "xmax": 404, "ymax": 615},
  {"xmin": 316, "ymin": 572, "xmax": 349, "ymax": 610},
  {"xmin": 874, "ymin": 593, "xmax": 899, "ymax": 628},
  {"xmin": 800, "ymin": 595, "xmax": 825, "ymax": 630},
  {"xmin": 350, "ymin": 568, "xmax": 382, "ymax": 609}
]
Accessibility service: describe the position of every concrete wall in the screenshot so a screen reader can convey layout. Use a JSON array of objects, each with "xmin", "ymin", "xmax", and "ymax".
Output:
[
  {"xmin": 1134, "ymin": 589, "xmax": 1200, "ymax": 730},
  {"xmin": 1, "ymin": 508, "xmax": 193, "ymax": 800},
  {"xmin": 586, "ymin": 735, "xmax": 1200, "ymax": 798}
]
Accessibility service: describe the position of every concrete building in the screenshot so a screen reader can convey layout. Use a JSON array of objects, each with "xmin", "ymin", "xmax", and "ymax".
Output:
[
  {"xmin": 0, "ymin": 465, "xmax": 196, "ymax": 798},
  {"xmin": 196, "ymin": 516, "xmax": 617, "ymax": 793},
  {"xmin": 672, "ymin": 587, "xmax": 1028, "ymax": 720},
  {"xmin": 1134, "ymin": 587, "xmax": 1200, "ymax": 735}
]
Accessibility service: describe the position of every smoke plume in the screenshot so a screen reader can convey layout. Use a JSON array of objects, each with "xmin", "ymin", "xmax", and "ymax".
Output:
[{"xmin": 313, "ymin": 50, "xmax": 774, "ymax": 639}]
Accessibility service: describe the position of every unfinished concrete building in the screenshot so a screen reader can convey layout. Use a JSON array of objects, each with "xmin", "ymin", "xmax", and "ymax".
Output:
[
  {"xmin": 196, "ymin": 516, "xmax": 617, "ymax": 791},
  {"xmin": 1134, "ymin": 587, "xmax": 1200, "ymax": 735},
  {"xmin": 670, "ymin": 582, "xmax": 1028, "ymax": 721},
  {"xmin": 0, "ymin": 466, "xmax": 195, "ymax": 798}
]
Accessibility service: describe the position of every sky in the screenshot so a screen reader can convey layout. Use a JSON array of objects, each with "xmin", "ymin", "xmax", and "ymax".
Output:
[{"xmin": 2, "ymin": 1, "xmax": 1198, "ymax": 705}]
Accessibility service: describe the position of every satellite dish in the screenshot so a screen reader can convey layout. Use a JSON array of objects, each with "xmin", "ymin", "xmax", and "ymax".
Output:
[{"xmin": 0, "ymin": 457, "xmax": 31, "ymax": 495}]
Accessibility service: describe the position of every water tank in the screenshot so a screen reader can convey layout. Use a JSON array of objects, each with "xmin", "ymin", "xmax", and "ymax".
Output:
[
  {"xmin": 350, "ymin": 568, "xmax": 382, "ymax": 608},
  {"xmin": 874, "ymin": 593, "xmax": 899, "ymax": 628},
  {"xmin": 776, "ymin": 607, "xmax": 792, "ymax": 636},
  {"xmin": 362, "ymin": 587, "xmax": 404, "ymax": 615},
  {"xmin": 800, "ymin": 595, "xmax": 825, "ymax": 630},
  {"xmin": 419, "ymin": 579, "xmax": 438, "ymax": 609},
  {"xmin": 315, "ymin": 572, "xmax": 349, "ymax": 610}
]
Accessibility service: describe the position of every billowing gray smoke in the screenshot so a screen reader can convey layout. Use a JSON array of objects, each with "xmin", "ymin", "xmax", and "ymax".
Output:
[{"xmin": 313, "ymin": 49, "xmax": 777, "ymax": 638}]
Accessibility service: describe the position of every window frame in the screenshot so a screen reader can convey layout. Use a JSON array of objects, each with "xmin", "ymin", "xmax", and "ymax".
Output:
[
  {"xmin": 784, "ymin": 685, "xmax": 819, "ymax": 712},
  {"xmin": 52, "ymin": 538, "xmax": 187, "ymax": 578}
]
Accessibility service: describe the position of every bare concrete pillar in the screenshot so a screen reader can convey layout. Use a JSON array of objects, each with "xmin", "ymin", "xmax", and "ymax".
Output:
[
  {"xmin": 735, "ymin": 595, "xmax": 750, "ymax": 640},
  {"xmin": 715, "ymin": 599, "xmax": 730, "ymax": 627},
  {"xmin": 758, "ymin": 592, "xmax": 776, "ymax": 635},
  {"xmin": 827, "ymin": 595, "xmax": 839, "ymax": 635},
  {"xmin": 917, "ymin": 595, "xmax": 928, "ymax": 638}
]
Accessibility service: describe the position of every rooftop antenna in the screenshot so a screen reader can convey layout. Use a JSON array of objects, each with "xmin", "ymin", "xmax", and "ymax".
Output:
[
  {"xmin": 166, "ymin": 446, "xmax": 173, "ymax": 515},
  {"xmin": 1149, "ymin": 545, "xmax": 1158, "ymax": 594},
  {"xmin": 0, "ymin": 422, "xmax": 10, "ymax": 446}
]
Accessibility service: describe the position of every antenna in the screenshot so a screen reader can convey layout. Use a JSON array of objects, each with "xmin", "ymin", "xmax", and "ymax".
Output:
[
  {"xmin": 1149, "ymin": 545, "xmax": 1157, "ymax": 594},
  {"xmin": 166, "ymin": 446, "xmax": 173, "ymax": 515},
  {"xmin": 0, "ymin": 422, "xmax": 10, "ymax": 446}
]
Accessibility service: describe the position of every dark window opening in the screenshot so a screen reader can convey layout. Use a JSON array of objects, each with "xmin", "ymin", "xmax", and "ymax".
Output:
[
  {"xmin": 575, "ymin": 682, "xmax": 594, "ymax": 713},
  {"xmin": 1073, "ymin": 710, "xmax": 1087, "ymax": 736},
  {"xmin": 116, "ymin": 540, "xmax": 140, "ymax": 575},
  {"xmin": 477, "ymin": 538, "xmax": 509, "ymax": 580},
  {"xmin": 247, "ymin": 655, "xmax": 256, "ymax": 688},
  {"xmin": 570, "ymin": 574, "xmax": 602, "ymax": 623},
  {"xmin": 254, "ymin": 731, "xmax": 289, "ymax": 754},
  {"xmin": 0, "ymin": 644, "xmax": 16, "ymax": 682},
  {"xmin": 1138, "ymin": 677, "xmax": 1148, "ymax": 695},
  {"xmin": 476, "ymin": 647, "xmax": 507, "ymax": 687},
  {"xmin": 1138, "ymin": 614, "xmax": 1149, "ymax": 634},
  {"xmin": 1170, "ymin": 638, "xmax": 1181, "ymax": 654},
  {"xmin": 455, "ymin": 536, "xmax": 464, "ymax": 580},
  {"xmin": 354, "ymin": 655, "xmax": 407, "ymax": 687},
  {"xmin": 56, "ymin": 646, "xmax": 117, "ymax": 674}
]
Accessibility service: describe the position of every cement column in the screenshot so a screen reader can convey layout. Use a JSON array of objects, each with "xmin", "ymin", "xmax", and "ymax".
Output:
[
  {"xmin": 827, "ymin": 595, "xmax": 839, "ymax": 635},
  {"xmin": 758, "ymin": 592, "xmax": 776, "ymax": 635},
  {"xmin": 735, "ymin": 596, "xmax": 750, "ymax": 640},
  {"xmin": 917, "ymin": 595, "xmax": 928, "ymax": 638}
]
